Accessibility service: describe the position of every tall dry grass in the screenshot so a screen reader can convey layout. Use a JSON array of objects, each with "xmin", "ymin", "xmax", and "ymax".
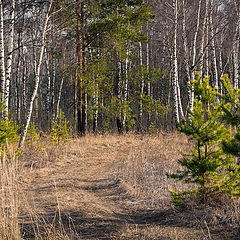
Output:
[
  {"xmin": 0, "ymin": 138, "xmax": 81, "ymax": 240},
  {"xmin": 18, "ymin": 137, "xmax": 81, "ymax": 240},
  {"xmin": 118, "ymin": 132, "xmax": 192, "ymax": 206},
  {"xmin": 116, "ymin": 133, "xmax": 240, "ymax": 239},
  {"xmin": 0, "ymin": 146, "xmax": 21, "ymax": 240},
  {"xmin": 1, "ymin": 133, "xmax": 239, "ymax": 239}
]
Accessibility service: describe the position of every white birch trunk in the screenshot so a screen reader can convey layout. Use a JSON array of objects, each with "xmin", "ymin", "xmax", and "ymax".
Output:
[
  {"xmin": 209, "ymin": 0, "xmax": 218, "ymax": 88},
  {"xmin": 233, "ymin": 4, "xmax": 240, "ymax": 89},
  {"xmin": 139, "ymin": 41, "xmax": 144, "ymax": 122},
  {"xmin": 51, "ymin": 16, "xmax": 56, "ymax": 119},
  {"xmin": 182, "ymin": 0, "xmax": 190, "ymax": 80},
  {"xmin": 218, "ymin": 33, "xmax": 223, "ymax": 78},
  {"xmin": 56, "ymin": 77, "xmax": 64, "ymax": 118},
  {"xmin": 45, "ymin": 49, "xmax": 51, "ymax": 113},
  {"xmin": 118, "ymin": 61, "xmax": 122, "ymax": 99},
  {"xmin": 0, "ymin": 0, "xmax": 5, "ymax": 102},
  {"xmin": 19, "ymin": 1, "xmax": 52, "ymax": 148},
  {"xmin": 93, "ymin": 49, "xmax": 99, "ymax": 133},
  {"xmin": 189, "ymin": 0, "xmax": 202, "ymax": 111},
  {"xmin": 56, "ymin": 47, "xmax": 66, "ymax": 118},
  {"xmin": 146, "ymin": 24, "xmax": 152, "ymax": 123},
  {"xmin": 233, "ymin": 45, "xmax": 239, "ymax": 89},
  {"xmin": 199, "ymin": 0, "xmax": 209, "ymax": 79},
  {"xmin": 4, "ymin": 0, "xmax": 15, "ymax": 116},
  {"xmin": 146, "ymin": 23, "xmax": 151, "ymax": 98},
  {"xmin": 93, "ymin": 83, "xmax": 98, "ymax": 133},
  {"xmin": 52, "ymin": 53, "xmax": 56, "ymax": 118},
  {"xmin": 205, "ymin": 19, "xmax": 209, "ymax": 77},
  {"xmin": 122, "ymin": 50, "xmax": 129, "ymax": 127},
  {"xmin": 22, "ymin": 58, "xmax": 26, "ymax": 114},
  {"xmin": 16, "ymin": 67, "xmax": 21, "ymax": 121},
  {"xmin": 177, "ymin": 78, "xmax": 184, "ymax": 119},
  {"xmin": 117, "ymin": 60, "xmax": 123, "ymax": 131},
  {"xmin": 15, "ymin": 31, "xmax": 23, "ymax": 122},
  {"xmin": 172, "ymin": 0, "xmax": 180, "ymax": 123},
  {"xmin": 218, "ymin": 30, "xmax": 224, "ymax": 94}
]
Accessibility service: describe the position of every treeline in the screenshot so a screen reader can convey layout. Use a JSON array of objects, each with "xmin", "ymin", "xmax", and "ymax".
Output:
[{"xmin": 0, "ymin": 0, "xmax": 239, "ymax": 139}]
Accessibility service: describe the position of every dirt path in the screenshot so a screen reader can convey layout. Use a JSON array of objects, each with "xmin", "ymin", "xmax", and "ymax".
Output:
[{"xmin": 19, "ymin": 135, "xmax": 239, "ymax": 240}]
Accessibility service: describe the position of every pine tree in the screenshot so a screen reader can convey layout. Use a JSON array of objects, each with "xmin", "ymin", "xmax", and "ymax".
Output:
[
  {"xmin": 168, "ymin": 73, "xmax": 240, "ymax": 200},
  {"xmin": 221, "ymin": 74, "xmax": 240, "ymax": 158},
  {"xmin": 0, "ymin": 97, "xmax": 19, "ymax": 160},
  {"xmin": 50, "ymin": 109, "xmax": 71, "ymax": 145},
  {"xmin": 58, "ymin": 0, "xmax": 154, "ymax": 134}
]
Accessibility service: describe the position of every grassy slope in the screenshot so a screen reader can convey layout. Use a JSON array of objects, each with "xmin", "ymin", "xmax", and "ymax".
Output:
[{"xmin": 14, "ymin": 133, "xmax": 240, "ymax": 239}]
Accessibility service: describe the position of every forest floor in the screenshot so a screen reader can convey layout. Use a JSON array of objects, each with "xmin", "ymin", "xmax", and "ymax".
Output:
[{"xmin": 17, "ymin": 133, "xmax": 240, "ymax": 239}]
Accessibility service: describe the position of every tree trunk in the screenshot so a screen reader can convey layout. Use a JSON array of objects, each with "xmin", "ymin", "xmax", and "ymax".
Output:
[
  {"xmin": 51, "ymin": 16, "xmax": 56, "ymax": 120},
  {"xmin": 233, "ymin": 3, "xmax": 240, "ymax": 89},
  {"xmin": 45, "ymin": 49, "xmax": 51, "ymax": 120},
  {"xmin": 117, "ymin": 61, "xmax": 123, "ymax": 134},
  {"xmin": 56, "ymin": 46, "xmax": 66, "ymax": 118},
  {"xmin": 19, "ymin": 1, "xmax": 52, "ymax": 148},
  {"xmin": 209, "ymin": 0, "xmax": 218, "ymax": 88},
  {"xmin": 199, "ymin": 0, "xmax": 209, "ymax": 79},
  {"xmin": 122, "ymin": 50, "xmax": 129, "ymax": 130},
  {"xmin": 182, "ymin": 0, "xmax": 191, "ymax": 86},
  {"xmin": 22, "ymin": 57, "xmax": 26, "ymax": 120},
  {"xmin": 93, "ymin": 83, "xmax": 98, "ymax": 134},
  {"xmin": 172, "ymin": 0, "xmax": 180, "ymax": 124},
  {"xmin": 0, "ymin": 0, "xmax": 5, "ymax": 102},
  {"xmin": 15, "ymin": 32, "xmax": 21, "ymax": 123},
  {"xmin": 76, "ymin": 0, "xmax": 82, "ymax": 134},
  {"xmin": 139, "ymin": 41, "xmax": 144, "ymax": 127},
  {"xmin": 4, "ymin": 0, "xmax": 15, "ymax": 116},
  {"xmin": 76, "ymin": 2, "xmax": 87, "ymax": 136},
  {"xmin": 205, "ymin": 18, "xmax": 209, "ymax": 77},
  {"xmin": 189, "ymin": 0, "xmax": 202, "ymax": 111},
  {"xmin": 146, "ymin": 22, "xmax": 151, "ymax": 124}
]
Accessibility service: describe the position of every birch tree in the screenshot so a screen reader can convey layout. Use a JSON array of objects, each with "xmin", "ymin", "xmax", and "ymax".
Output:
[
  {"xmin": 172, "ymin": 0, "xmax": 181, "ymax": 123},
  {"xmin": 232, "ymin": 0, "xmax": 240, "ymax": 89},
  {"xmin": 122, "ymin": 49, "xmax": 129, "ymax": 129},
  {"xmin": 0, "ymin": 0, "xmax": 5, "ymax": 102},
  {"xmin": 139, "ymin": 41, "xmax": 144, "ymax": 126},
  {"xmin": 199, "ymin": 0, "xmax": 209, "ymax": 79},
  {"xmin": 19, "ymin": 0, "xmax": 53, "ymax": 148},
  {"xmin": 56, "ymin": 44, "xmax": 66, "ymax": 120},
  {"xmin": 4, "ymin": 0, "xmax": 15, "ymax": 116},
  {"xmin": 189, "ymin": 0, "xmax": 202, "ymax": 110},
  {"xmin": 45, "ymin": 49, "xmax": 51, "ymax": 119},
  {"xmin": 209, "ymin": 0, "xmax": 219, "ymax": 88}
]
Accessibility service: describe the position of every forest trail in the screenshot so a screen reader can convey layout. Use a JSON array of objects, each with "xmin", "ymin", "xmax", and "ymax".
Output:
[{"xmin": 20, "ymin": 135, "xmax": 237, "ymax": 240}]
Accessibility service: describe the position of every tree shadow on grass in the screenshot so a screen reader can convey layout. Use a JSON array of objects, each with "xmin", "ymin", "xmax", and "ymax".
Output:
[{"xmin": 20, "ymin": 177, "xmax": 240, "ymax": 240}]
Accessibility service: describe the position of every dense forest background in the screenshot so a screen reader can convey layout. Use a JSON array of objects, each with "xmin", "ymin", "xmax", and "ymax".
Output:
[{"xmin": 0, "ymin": 0, "xmax": 239, "ymax": 138}]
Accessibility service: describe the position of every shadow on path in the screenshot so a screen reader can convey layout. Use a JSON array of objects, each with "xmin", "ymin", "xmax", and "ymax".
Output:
[{"xmin": 20, "ymin": 177, "xmax": 240, "ymax": 240}]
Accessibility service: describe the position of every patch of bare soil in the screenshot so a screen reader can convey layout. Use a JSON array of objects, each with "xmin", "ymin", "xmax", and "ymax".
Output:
[{"xmin": 19, "ymin": 134, "xmax": 240, "ymax": 239}]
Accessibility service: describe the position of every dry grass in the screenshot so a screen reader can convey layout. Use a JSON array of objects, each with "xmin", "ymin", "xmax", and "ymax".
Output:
[
  {"xmin": 0, "ymin": 146, "xmax": 22, "ymax": 240},
  {"xmin": 118, "ymin": 132, "xmax": 192, "ymax": 205},
  {"xmin": 1, "ymin": 132, "xmax": 239, "ymax": 239}
]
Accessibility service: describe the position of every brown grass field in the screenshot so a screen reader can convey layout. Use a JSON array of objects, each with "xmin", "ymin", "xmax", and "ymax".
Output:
[{"xmin": 1, "ymin": 133, "xmax": 240, "ymax": 239}]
